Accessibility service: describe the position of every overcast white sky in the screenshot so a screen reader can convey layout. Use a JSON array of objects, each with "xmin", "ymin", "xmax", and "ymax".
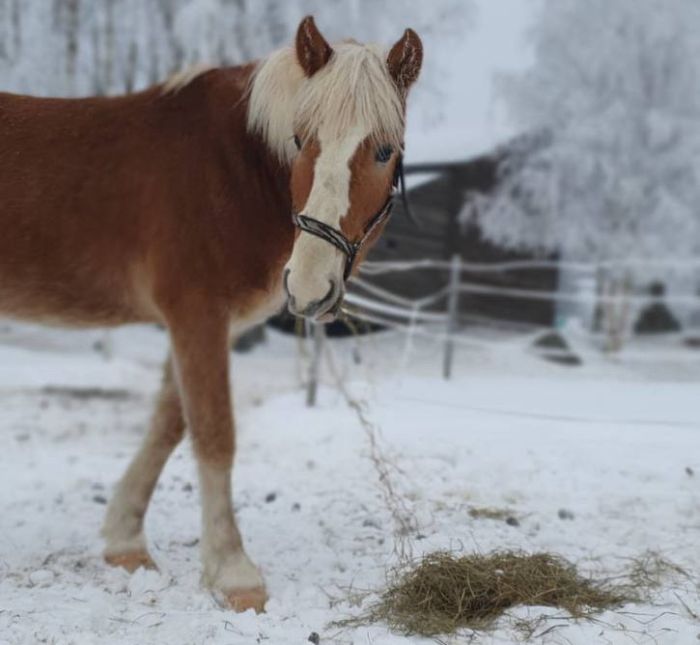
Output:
[{"xmin": 408, "ymin": 0, "xmax": 538, "ymax": 162}]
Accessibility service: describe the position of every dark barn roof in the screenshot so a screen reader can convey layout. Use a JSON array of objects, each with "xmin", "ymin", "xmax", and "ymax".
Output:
[{"xmin": 360, "ymin": 149, "xmax": 558, "ymax": 328}]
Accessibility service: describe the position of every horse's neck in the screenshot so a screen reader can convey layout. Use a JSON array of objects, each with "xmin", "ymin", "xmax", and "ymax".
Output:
[
  {"xmin": 221, "ymin": 65, "xmax": 291, "ymax": 214},
  {"xmin": 203, "ymin": 66, "xmax": 295, "ymax": 281}
]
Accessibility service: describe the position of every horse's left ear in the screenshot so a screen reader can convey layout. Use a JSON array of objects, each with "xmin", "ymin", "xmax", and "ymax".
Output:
[
  {"xmin": 387, "ymin": 29, "xmax": 423, "ymax": 94},
  {"xmin": 296, "ymin": 16, "xmax": 333, "ymax": 77}
]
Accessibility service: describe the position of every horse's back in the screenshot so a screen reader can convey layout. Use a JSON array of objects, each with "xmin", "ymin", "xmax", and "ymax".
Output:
[{"xmin": 0, "ymin": 89, "xmax": 171, "ymax": 326}]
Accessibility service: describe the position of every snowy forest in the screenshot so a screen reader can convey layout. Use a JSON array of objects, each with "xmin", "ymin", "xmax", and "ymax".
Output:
[
  {"xmin": 466, "ymin": 0, "xmax": 700, "ymax": 344},
  {"xmin": 0, "ymin": 0, "xmax": 471, "ymax": 133}
]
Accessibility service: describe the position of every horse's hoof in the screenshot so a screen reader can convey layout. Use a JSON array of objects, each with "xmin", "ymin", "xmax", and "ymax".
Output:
[
  {"xmin": 226, "ymin": 587, "xmax": 267, "ymax": 613},
  {"xmin": 104, "ymin": 550, "xmax": 157, "ymax": 573}
]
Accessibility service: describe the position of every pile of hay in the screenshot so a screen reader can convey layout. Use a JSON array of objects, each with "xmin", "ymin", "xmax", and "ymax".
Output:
[{"xmin": 359, "ymin": 551, "xmax": 631, "ymax": 636}]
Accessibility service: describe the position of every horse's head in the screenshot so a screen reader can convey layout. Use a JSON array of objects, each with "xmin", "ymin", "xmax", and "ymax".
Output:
[{"xmin": 248, "ymin": 16, "xmax": 423, "ymax": 321}]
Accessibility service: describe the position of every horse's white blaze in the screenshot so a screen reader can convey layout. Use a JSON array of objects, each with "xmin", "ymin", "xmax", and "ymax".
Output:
[
  {"xmin": 283, "ymin": 127, "xmax": 366, "ymax": 310},
  {"xmin": 301, "ymin": 126, "xmax": 366, "ymax": 227}
]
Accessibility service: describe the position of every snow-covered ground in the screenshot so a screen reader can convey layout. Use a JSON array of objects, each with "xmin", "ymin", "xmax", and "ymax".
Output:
[{"xmin": 1, "ymin": 321, "xmax": 699, "ymax": 645}]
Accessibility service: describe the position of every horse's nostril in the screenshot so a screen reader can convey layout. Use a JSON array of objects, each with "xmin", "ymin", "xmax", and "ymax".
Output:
[
  {"xmin": 301, "ymin": 280, "xmax": 337, "ymax": 318},
  {"xmin": 317, "ymin": 280, "xmax": 337, "ymax": 311},
  {"xmin": 285, "ymin": 273, "xmax": 340, "ymax": 319}
]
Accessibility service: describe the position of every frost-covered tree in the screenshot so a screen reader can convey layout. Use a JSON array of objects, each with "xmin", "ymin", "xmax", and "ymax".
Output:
[
  {"xmin": 0, "ymin": 0, "xmax": 472, "ymax": 131},
  {"xmin": 466, "ymin": 0, "xmax": 700, "ymax": 347}
]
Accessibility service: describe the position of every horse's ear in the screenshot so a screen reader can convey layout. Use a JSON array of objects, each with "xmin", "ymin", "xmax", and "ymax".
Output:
[
  {"xmin": 387, "ymin": 29, "xmax": 423, "ymax": 94},
  {"xmin": 296, "ymin": 16, "xmax": 333, "ymax": 77}
]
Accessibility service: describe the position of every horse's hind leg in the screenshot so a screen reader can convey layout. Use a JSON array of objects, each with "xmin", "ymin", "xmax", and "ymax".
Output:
[{"xmin": 102, "ymin": 357, "xmax": 184, "ymax": 571}]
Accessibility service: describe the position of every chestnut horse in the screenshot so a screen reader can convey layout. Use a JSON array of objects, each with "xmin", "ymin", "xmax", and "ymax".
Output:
[{"xmin": 0, "ymin": 17, "xmax": 422, "ymax": 612}]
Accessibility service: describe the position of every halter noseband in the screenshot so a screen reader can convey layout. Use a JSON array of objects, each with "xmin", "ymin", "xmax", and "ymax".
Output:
[{"xmin": 291, "ymin": 156, "xmax": 408, "ymax": 282}]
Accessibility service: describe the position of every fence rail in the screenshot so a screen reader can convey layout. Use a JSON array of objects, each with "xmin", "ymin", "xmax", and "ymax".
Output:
[
  {"xmin": 360, "ymin": 257, "xmax": 700, "ymax": 275},
  {"xmin": 304, "ymin": 255, "xmax": 700, "ymax": 404}
]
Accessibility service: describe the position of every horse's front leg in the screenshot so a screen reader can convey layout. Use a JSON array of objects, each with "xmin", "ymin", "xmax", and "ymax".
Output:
[{"xmin": 169, "ymin": 307, "xmax": 266, "ymax": 613}]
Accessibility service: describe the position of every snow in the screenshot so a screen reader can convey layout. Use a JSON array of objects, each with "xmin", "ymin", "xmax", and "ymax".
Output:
[{"xmin": 1, "ymin": 322, "xmax": 699, "ymax": 644}]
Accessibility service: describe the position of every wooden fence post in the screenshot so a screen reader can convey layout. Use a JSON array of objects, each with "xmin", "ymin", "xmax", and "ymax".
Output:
[
  {"xmin": 443, "ymin": 254, "xmax": 461, "ymax": 379},
  {"xmin": 307, "ymin": 322, "xmax": 325, "ymax": 406}
]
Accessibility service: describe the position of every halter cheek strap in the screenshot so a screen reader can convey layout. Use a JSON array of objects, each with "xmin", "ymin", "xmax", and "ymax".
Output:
[
  {"xmin": 292, "ymin": 195, "xmax": 394, "ymax": 281},
  {"xmin": 291, "ymin": 156, "xmax": 404, "ymax": 282}
]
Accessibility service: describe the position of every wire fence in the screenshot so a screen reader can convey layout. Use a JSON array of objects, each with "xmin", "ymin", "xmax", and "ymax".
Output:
[
  {"xmin": 304, "ymin": 255, "xmax": 700, "ymax": 404},
  {"xmin": 360, "ymin": 257, "xmax": 700, "ymax": 275}
]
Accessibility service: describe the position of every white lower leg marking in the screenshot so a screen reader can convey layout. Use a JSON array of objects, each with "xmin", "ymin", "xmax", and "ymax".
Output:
[
  {"xmin": 103, "ymin": 368, "xmax": 181, "ymax": 557},
  {"xmin": 199, "ymin": 463, "xmax": 263, "ymax": 591},
  {"xmin": 102, "ymin": 434, "xmax": 173, "ymax": 555}
]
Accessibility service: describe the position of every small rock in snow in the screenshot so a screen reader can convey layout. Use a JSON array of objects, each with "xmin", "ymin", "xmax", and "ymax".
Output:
[
  {"xmin": 92, "ymin": 494, "xmax": 107, "ymax": 505},
  {"xmin": 686, "ymin": 466, "xmax": 694, "ymax": 477},
  {"xmin": 182, "ymin": 482, "xmax": 193, "ymax": 492},
  {"xmin": 308, "ymin": 631, "xmax": 320, "ymax": 644},
  {"xmin": 265, "ymin": 492, "xmax": 277, "ymax": 503},
  {"xmin": 505, "ymin": 516, "xmax": 520, "ymax": 527},
  {"xmin": 558, "ymin": 508, "xmax": 575, "ymax": 520}
]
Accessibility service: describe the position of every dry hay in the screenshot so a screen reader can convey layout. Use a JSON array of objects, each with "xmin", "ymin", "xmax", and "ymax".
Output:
[
  {"xmin": 625, "ymin": 550, "xmax": 690, "ymax": 593},
  {"xmin": 347, "ymin": 551, "xmax": 633, "ymax": 637},
  {"xmin": 468, "ymin": 506, "xmax": 513, "ymax": 521}
]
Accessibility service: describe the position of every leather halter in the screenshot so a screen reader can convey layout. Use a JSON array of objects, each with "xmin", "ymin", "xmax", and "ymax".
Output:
[{"xmin": 291, "ymin": 156, "xmax": 408, "ymax": 282}]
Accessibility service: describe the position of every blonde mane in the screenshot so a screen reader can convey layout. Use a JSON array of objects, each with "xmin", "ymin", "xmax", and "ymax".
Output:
[
  {"xmin": 247, "ymin": 41, "xmax": 404, "ymax": 164},
  {"xmin": 161, "ymin": 64, "xmax": 215, "ymax": 95}
]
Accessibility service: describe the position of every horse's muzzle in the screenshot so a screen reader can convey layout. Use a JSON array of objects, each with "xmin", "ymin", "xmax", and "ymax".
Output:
[{"xmin": 284, "ymin": 269, "xmax": 343, "ymax": 321}]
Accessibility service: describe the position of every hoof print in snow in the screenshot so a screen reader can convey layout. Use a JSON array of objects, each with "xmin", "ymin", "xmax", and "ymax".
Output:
[
  {"xmin": 182, "ymin": 482, "xmax": 193, "ymax": 492},
  {"xmin": 362, "ymin": 518, "xmax": 381, "ymax": 529},
  {"xmin": 308, "ymin": 631, "xmax": 320, "ymax": 644},
  {"xmin": 265, "ymin": 492, "xmax": 277, "ymax": 503},
  {"xmin": 505, "ymin": 516, "xmax": 520, "ymax": 527},
  {"xmin": 92, "ymin": 494, "xmax": 107, "ymax": 505},
  {"xmin": 291, "ymin": 502, "xmax": 301, "ymax": 512},
  {"xmin": 558, "ymin": 508, "xmax": 575, "ymax": 520},
  {"xmin": 685, "ymin": 467, "xmax": 694, "ymax": 477}
]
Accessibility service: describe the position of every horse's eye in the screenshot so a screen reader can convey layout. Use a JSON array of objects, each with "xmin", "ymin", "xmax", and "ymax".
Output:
[
  {"xmin": 293, "ymin": 135, "xmax": 302, "ymax": 150},
  {"xmin": 375, "ymin": 145, "xmax": 393, "ymax": 163}
]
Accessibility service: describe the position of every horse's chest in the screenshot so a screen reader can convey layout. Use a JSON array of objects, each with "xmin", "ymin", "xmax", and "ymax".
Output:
[{"xmin": 229, "ymin": 282, "xmax": 286, "ymax": 340}]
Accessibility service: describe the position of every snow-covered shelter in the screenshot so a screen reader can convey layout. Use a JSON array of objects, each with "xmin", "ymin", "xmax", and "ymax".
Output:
[{"xmin": 357, "ymin": 138, "xmax": 559, "ymax": 329}]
